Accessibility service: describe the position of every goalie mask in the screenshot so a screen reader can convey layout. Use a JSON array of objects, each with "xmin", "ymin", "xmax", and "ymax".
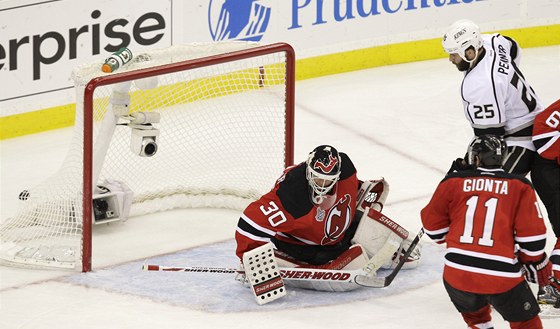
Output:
[
  {"xmin": 306, "ymin": 145, "xmax": 341, "ymax": 205},
  {"xmin": 467, "ymin": 135, "xmax": 508, "ymax": 168}
]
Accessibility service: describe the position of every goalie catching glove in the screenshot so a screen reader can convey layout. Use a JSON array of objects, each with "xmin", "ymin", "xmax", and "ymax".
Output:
[{"xmin": 356, "ymin": 178, "xmax": 390, "ymax": 213}]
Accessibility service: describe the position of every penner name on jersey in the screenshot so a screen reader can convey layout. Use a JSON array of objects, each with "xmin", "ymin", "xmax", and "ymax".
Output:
[{"xmin": 497, "ymin": 44, "xmax": 510, "ymax": 75}]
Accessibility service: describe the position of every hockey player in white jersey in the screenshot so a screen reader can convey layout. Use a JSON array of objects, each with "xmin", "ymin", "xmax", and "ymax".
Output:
[
  {"xmin": 442, "ymin": 19, "xmax": 544, "ymax": 173},
  {"xmin": 442, "ymin": 19, "xmax": 559, "ymax": 307}
]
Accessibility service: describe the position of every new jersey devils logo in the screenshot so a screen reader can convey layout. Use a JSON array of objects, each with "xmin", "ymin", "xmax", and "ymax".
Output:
[
  {"xmin": 321, "ymin": 194, "xmax": 352, "ymax": 245},
  {"xmin": 314, "ymin": 155, "xmax": 338, "ymax": 173}
]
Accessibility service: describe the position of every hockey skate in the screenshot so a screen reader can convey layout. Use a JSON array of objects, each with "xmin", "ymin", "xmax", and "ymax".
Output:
[
  {"xmin": 538, "ymin": 285, "xmax": 560, "ymax": 307},
  {"xmin": 537, "ymin": 279, "xmax": 560, "ymax": 319}
]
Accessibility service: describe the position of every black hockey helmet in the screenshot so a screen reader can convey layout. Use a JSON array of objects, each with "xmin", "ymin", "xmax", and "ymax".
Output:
[
  {"xmin": 306, "ymin": 145, "xmax": 342, "ymax": 204},
  {"xmin": 467, "ymin": 135, "xmax": 508, "ymax": 168}
]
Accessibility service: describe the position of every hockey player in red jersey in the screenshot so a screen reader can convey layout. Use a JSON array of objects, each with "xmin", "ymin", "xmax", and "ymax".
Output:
[
  {"xmin": 235, "ymin": 145, "xmax": 421, "ymax": 293},
  {"xmin": 532, "ymin": 98, "xmax": 560, "ymax": 306},
  {"xmin": 421, "ymin": 135, "xmax": 553, "ymax": 328},
  {"xmin": 533, "ymin": 99, "xmax": 560, "ymax": 166}
]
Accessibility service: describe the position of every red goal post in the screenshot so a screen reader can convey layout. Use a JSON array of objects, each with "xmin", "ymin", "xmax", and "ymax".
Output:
[{"xmin": 0, "ymin": 42, "xmax": 295, "ymax": 272}]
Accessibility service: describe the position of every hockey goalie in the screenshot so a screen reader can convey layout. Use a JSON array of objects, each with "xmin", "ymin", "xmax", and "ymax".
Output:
[{"xmin": 234, "ymin": 145, "xmax": 422, "ymax": 304}]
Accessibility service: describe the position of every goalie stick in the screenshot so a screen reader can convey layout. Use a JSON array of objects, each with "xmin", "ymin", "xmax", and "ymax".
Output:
[
  {"xmin": 355, "ymin": 228, "xmax": 424, "ymax": 287},
  {"xmin": 143, "ymin": 263, "xmax": 368, "ymax": 285},
  {"xmin": 143, "ymin": 265, "xmax": 239, "ymax": 273},
  {"xmin": 143, "ymin": 227, "xmax": 424, "ymax": 288}
]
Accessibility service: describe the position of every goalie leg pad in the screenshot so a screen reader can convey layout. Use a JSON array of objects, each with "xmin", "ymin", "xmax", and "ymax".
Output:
[
  {"xmin": 275, "ymin": 244, "xmax": 370, "ymax": 292},
  {"xmin": 350, "ymin": 208, "xmax": 422, "ymax": 271},
  {"xmin": 351, "ymin": 208, "xmax": 408, "ymax": 258},
  {"xmin": 351, "ymin": 208, "xmax": 422, "ymax": 270},
  {"xmin": 242, "ymin": 242, "xmax": 287, "ymax": 305}
]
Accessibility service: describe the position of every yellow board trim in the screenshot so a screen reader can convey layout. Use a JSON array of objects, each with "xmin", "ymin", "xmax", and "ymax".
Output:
[
  {"xmin": 87, "ymin": 65, "xmax": 286, "ymax": 121},
  {"xmin": 1, "ymin": 24, "xmax": 559, "ymax": 140}
]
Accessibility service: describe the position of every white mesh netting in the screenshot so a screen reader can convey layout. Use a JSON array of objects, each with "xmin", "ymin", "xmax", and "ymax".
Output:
[{"xmin": 0, "ymin": 42, "xmax": 293, "ymax": 270}]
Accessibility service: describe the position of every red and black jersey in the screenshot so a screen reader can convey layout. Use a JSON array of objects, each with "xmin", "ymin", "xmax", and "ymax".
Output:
[
  {"xmin": 421, "ymin": 168, "xmax": 547, "ymax": 294},
  {"xmin": 235, "ymin": 153, "xmax": 359, "ymax": 262},
  {"xmin": 533, "ymin": 98, "xmax": 560, "ymax": 165}
]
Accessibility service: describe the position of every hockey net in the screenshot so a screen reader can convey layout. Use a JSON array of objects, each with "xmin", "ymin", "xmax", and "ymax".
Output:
[{"xmin": 0, "ymin": 42, "xmax": 295, "ymax": 272}]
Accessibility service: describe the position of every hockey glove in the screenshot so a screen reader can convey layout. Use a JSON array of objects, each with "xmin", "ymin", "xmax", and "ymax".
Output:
[
  {"xmin": 523, "ymin": 254, "xmax": 552, "ymax": 287},
  {"xmin": 356, "ymin": 178, "xmax": 389, "ymax": 213},
  {"xmin": 447, "ymin": 157, "xmax": 472, "ymax": 174},
  {"xmin": 551, "ymin": 276, "xmax": 560, "ymax": 290}
]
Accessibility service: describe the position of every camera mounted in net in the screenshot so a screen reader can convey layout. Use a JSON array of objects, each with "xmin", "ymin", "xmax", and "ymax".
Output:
[{"xmin": 127, "ymin": 112, "xmax": 160, "ymax": 157}]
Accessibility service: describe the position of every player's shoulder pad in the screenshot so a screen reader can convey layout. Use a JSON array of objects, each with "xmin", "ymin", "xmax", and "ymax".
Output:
[
  {"xmin": 442, "ymin": 169, "xmax": 534, "ymax": 188},
  {"xmin": 441, "ymin": 169, "xmax": 478, "ymax": 183},
  {"xmin": 493, "ymin": 170, "xmax": 534, "ymax": 188},
  {"xmin": 339, "ymin": 152, "xmax": 357, "ymax": 180},
  {"xmin": 276, "ymin": 163, "xmax": 314, "ymax": 218},
  {"xmin": 278, "ymin": 162, "xmax": 307, "ymax": 189}
]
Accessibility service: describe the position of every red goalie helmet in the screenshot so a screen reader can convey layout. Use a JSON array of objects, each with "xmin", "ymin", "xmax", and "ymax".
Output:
[{"xmin": 306, "ymin": 145, "xmax": 342, "ymax": 204}]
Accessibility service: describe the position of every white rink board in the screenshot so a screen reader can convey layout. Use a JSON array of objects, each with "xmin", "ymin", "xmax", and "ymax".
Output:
[{"xmin": 1, "ymin": 0, "xmax": 558, "ymax": 116}]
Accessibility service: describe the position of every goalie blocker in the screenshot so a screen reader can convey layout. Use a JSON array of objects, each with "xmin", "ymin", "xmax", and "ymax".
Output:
[
  {"xmin": 242, "ymin": 242, "xmax": 286, "ymax": 305},
  {"xmin": 239, "ymin": 208, "xmax": 421, "ymax": 304}
]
